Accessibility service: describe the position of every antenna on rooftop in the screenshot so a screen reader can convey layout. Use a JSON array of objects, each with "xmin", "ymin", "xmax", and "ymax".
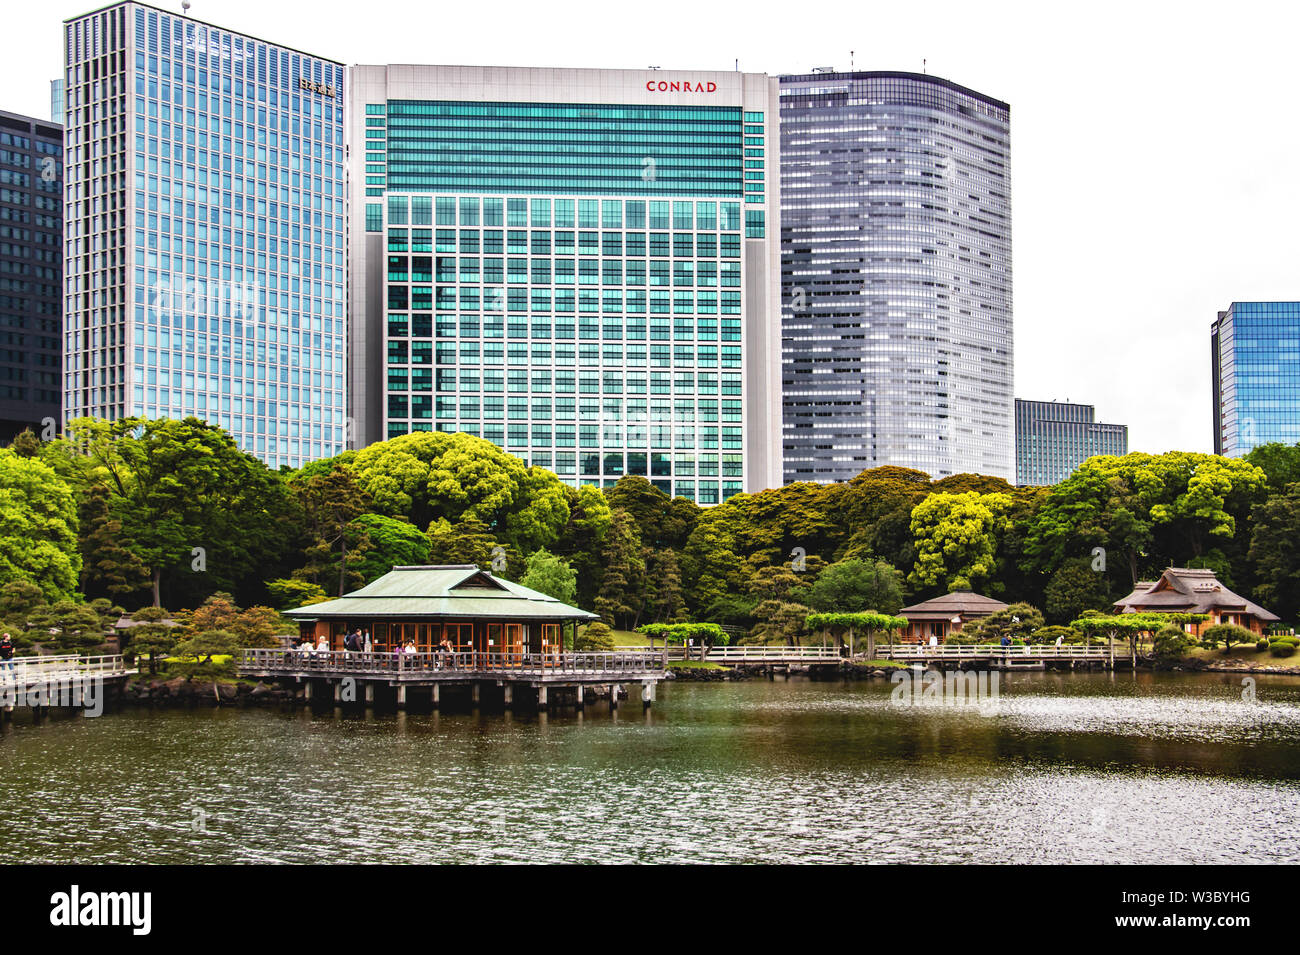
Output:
[
  {"xmin": 851, "ymin": 50, "xmax": 855, "ymax": 70},
  {"xmin": 923, "ymin": 58, "xmax": 927, "ymax": 74},
  {"xmin": 182, "ymin": 0, "xmax": 191, "ymax": 11}
]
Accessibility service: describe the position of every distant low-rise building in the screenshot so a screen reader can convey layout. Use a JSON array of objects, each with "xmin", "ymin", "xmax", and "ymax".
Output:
[
  {"xmin": 1015, "ymin": 398, "xmax": 1128, "ymax": 486},
  {"xmin": 1114, "ymin": 567, "xmax": 1279, "ymax": 636},
  {"xmin": 898, "ymin": 591, "xmax": 1009, "ymax": 643}
]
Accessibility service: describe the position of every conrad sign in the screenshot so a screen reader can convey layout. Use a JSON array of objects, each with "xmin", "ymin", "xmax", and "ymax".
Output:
[{"xmin": 645, "ymin": 79, "xmax": 718, "ymax": 93}]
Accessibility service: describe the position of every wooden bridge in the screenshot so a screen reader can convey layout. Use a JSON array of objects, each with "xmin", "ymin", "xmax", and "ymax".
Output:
[
  {"xmin": 658, "ymin": 645, "xmax": 845, "ymax": 665},
  {"xmin": 872, "ymin": 643, "xmax": 1118, "ymax": 670},
  {"xmin": 1, "ymin": 654, "xmax": 135, "ymax": 720},
  {"xmin": 238, "ymin": 648, "xmax": 667, "ymax": 709}
]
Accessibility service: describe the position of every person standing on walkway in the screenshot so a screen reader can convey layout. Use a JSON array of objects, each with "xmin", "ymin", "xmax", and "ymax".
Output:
[{"xmin": 0, "ymin": 632, "xmax": 14, "ymax": 678}]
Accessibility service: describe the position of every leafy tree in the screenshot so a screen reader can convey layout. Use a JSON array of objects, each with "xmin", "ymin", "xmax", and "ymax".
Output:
[
  {"xmin": 1199, "ymin": 623, "xmax": 1254, "ymax": 653},
  {"xmin": 909, "ymin": 491, "xmax": 1013, "ymax": 593},
  {"xmin": 54, "ymin": 417, "xmax": 292, "ymax": 607},
  {"xmin": 350, "ymin": 431, "xmax": 570, "ymax": 554},
  {"xmin": 604, "ymin": 476, "xmax": 700, "ymax": 550},
  {"xmin": 805, "ymin": 558, "xmax": 904, "ymax": 614},
  {"xmin": 805, "ymin": 611, "xmax": 908, "ymax": 656},
  {"xmin": 1043, "ymin": 559, "xmax": 1113, "ymax": 624},
  {"xmin": 266, "ymin": 578, "xmax": 329, "ymax": 611},
  {"xmin": 638, "ymin": 622, "xmax": 727, "ymax": 647},
  {"xmin": 0, "ymin": 448, "xmax": 81, "ymax": 600},
  {"xmin": 1247, "ymin": 485, "xmax": 1300, "ymax": 622},
  {"xmin": 744, "ymin": 564, "xmax": 809, "ymax": 604},
  {"xmin": 349, "ymin": 513, "xmax": 431, "ymax": 584},
  {"xmin": 0, "ymin": 579, "xmax": 47, "ymax": 621},
  {"xmin": 680, "ymin": 497, "xmax": 747, "ymax": 614},
  {"xmin": 1245, "ymin": 442, "xmax": 1300, "ymax": 493},
  {"xmin": 427, "ymin": 516, "xmax": 504, "ymax": 570},
  {"xmin": 519, "ymin": 548, "xmax": 578, "ymax": 605},
  {"xmin": 831, "ymin": 466, "xmax": 931, "ymax": 566},
  {"xmin": 184, "ymin": 593, "xmax": 281, "ymax": 648},
  {"xmin": 1023, "ymin": 452, "xmax": 1267, "ymax": 588},
  {"xmin": 172, "ymin": 629, "xmax": 241, "ymax": 665}
]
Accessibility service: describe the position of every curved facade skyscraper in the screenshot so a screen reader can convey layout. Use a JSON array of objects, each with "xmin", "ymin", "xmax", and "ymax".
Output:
[{"xmin": 779, "ymin": 71, "xmax": 1013, "ymax": 482}]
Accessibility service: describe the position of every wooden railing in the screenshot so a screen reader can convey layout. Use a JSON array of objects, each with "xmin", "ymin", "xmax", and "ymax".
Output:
[
  {"xmin": 4, "ymin": 654, "xmax": 132, "ymax": 681},
  {"xmin": 701, "ymin": 645, "xmax": 843, "ymax": 663},
  {"xmin": 873, "ymin": 643, "xmax": 1112, "ymax": 660},
  {"xmin": 239, "ymin": 648, "xmax": 667, "ymax": 677},
  {"xmin": 623, "ymin": 645, "xmax": 844, "ymax": 663}
]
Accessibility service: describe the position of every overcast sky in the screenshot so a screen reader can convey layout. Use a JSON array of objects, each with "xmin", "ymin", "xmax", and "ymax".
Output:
[{"xmin": 5, "ymin": 0, "xmax": 1297, "ymax": 455}]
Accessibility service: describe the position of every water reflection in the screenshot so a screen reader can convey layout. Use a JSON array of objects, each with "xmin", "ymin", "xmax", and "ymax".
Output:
[{"xmin": 0, "ymin": 672, "xmax": 1296, "ymax": 863}]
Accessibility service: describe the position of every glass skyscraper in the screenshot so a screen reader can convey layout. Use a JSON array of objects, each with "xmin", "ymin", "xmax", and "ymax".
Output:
[
  {"xmin": 1014, "ymin": 398, "xmax": 1128, "ymax": 486},
  {"xmin": 0, "ymin": 108, "xmax": 62, "ymax": 440},
  {"xmin": 348, "ymin": 66, "xmax": 783, "ymax": 501},
  {"xmin": 1212, "ymin": 302, "xmax": 1300, "ymax": 456},
  {"xmin": 779, "ymin": 71, "xmax": 1013, "ymax": 483},
  {"xmin": 63, "ymin": 2, "xmax": 346, "ymax": 468}
]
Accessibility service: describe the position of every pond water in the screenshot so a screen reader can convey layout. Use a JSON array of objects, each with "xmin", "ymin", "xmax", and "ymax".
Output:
[{"xmin": 1, "ymin": 671, "xmax": 1297, "ymax": 863}]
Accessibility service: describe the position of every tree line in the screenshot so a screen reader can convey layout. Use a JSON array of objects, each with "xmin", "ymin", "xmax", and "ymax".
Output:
[{"xmin": 4, "ymin": 417, "xmax": 1299, "ymax": 645}]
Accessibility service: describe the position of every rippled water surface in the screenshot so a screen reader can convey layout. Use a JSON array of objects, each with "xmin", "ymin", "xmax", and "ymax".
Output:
[{"xmin": 2, "ymin": 671, "xmax": 1298, "ymax": 863}]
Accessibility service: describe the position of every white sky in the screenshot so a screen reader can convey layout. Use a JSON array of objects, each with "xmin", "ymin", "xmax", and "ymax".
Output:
[{"xmin": 6, "ymin": 0, "xmax": 1298, "ymax": 455}]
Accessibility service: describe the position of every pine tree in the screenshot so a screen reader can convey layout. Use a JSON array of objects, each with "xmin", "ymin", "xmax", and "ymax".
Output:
[
  {"xmin": 79, "ymin": 483, "xmax": 151, "ymax": 600},
  {"xmin": 593, "ymin": 510, "xmax": 645, "ymax": 629}
]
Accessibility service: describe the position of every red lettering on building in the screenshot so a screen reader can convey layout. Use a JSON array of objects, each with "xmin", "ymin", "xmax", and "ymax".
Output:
[{"xmin": 645, "ymin": 77, "xmax": 717, "ymax": 94}]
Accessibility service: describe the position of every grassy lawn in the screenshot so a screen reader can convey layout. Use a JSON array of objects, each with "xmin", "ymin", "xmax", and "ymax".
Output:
[
  {"xmin": 668, "ymin": 660, "xmax": 728, "ymax": 670},
  {"xmin": 1185, "ymin": 644, "xmax": 1295, "ymax": 665},
  {"xmin": 610, "ymin": 628, "xmax": 648, "ymax": 647}
]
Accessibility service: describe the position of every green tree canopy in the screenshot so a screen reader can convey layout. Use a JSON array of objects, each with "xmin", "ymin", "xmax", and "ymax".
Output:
[
  {"xmin": 805, "ymin": 558, "xmax": 904, "ymax": 614},
  {"xmin": 51, "ymin": 417, "xmax": 292, "ymax": 607},
  {"xmin": 349, "ymin": 513, "xmax": 431, "ymax": 585},
  {"xmin": 1247, "ymin": 484, "xmax": 1300, "ymax": 622},
  {"xmin": 519, "ymin": 548, "xmax": 578, "ymax": 605},
  {"xmin": 0, "ymin": 448, "xmax": 81, "ymax": 600},
  {"xmin": 350, "ymin": 431, "xmax": 570, "ymax": 554},
  {"xmin": 909, "ymin": 491, "xmax": 1013, "ymax": 593}
]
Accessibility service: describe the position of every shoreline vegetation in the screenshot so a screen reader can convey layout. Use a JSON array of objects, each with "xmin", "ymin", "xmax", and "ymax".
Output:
[{"xmin": 4, "ymin": 423, "xmax": 1300, "ymax": 697}]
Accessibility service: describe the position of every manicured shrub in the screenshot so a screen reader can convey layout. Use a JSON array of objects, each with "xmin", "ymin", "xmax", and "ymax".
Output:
[
  {"xmin": 1269, "ymin": 642, "xmax": 1296, "ymax": 658},
  {"xmin": 575, "ymin": 621, "xmax": 615, "ymax": 652},
  {"xmin": 1152, "ymin": 625, "xmax": 1196, "ymax": 661}
]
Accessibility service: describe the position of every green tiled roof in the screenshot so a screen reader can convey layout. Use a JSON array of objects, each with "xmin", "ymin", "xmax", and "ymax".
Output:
[{"xmin": 285, "ymin": 565, "xmax": 598, "ymax": 621}]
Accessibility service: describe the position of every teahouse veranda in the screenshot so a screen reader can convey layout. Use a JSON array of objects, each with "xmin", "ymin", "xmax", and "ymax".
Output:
[{"xmin": 286, "ymin": 565, "xmax": 599, "ymax": 656}]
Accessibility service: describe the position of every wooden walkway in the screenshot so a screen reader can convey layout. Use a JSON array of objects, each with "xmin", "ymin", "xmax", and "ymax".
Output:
[
  {"xmin": 238, "ymin": 648, "xmax": 667, "ymax": 708},
  {"xmin": 1, "ymin": 654, "xmax": 134, "ymax": 716},
  {"xmin": 872, "ymin": 643, "xmax": 1117, "ymax": 669},
  {"xmin": 655, "ymin": 645, "xmax": 844, "ymax": 665}
]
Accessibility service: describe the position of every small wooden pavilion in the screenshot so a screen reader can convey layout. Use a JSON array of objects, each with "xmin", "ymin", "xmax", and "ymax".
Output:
[
  {"xmin": 898, "ymin": 591, "xmax": 1009, "ymax": 643},
  {"xmin": 286, "ymin": 565, "xmax": 599, "ymax": 656}
]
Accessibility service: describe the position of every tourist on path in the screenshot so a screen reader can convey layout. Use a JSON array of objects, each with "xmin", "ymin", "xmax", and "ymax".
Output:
[{"xmin": 0, "ymin": 632, "xmax": 14, "ymax": 678}]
